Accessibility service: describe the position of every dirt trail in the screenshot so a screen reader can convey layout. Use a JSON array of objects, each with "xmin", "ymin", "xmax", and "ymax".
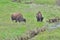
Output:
[
  {"xmin": 56, "ymin": 0, "xmax": 60, "ymax": 6},
  {"xmin": 46, "ymin": 22, "xmax": 60, "ymax": 32},
  {"xmin": 15, "ymin": 22, "xmax": 60, "ymax": 40},
  {"xmin": 28, "ymin": 22, "xmax": 60, "ymax": 40}
]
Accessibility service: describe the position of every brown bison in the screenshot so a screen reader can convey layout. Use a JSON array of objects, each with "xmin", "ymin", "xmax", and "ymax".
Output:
[
  {"xmin": 11, "ymin": 12, "xmax": 26, "ymax": 22},
  {"xmin": 36, "ymin": 11, "xmax": 43, "ymax": 22}
]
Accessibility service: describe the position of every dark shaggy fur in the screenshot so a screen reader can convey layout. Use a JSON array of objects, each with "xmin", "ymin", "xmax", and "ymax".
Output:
[
  {"xmin": 11, "ymin": 12, "xmax": 26, "ymax": 22},
  {"xmin": 36, "ymin": 11, "xmax": 43, "ymax": 22}
]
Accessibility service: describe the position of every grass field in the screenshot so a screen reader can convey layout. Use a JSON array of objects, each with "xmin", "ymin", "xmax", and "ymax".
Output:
[
  {"xmin": 0, "ymin": 0, "xmax": 60, "ymax": 40},
  {"xmin": 30, "ymin": 28, "xmax": 60, "ymax": 40}
]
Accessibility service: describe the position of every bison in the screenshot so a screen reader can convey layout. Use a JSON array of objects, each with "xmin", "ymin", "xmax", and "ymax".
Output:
[
  {"xmin": 11, "ymin": 12, "xmax": 26, "ymax": 22},
  {"xmin": 36, "ymin": 11, "xmax": 43, "ymax": 22}
]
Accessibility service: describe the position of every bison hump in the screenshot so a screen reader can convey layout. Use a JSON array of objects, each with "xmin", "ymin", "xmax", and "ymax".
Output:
[{"xmin": 12, "ymin": 13, "xmax": 23, "ymax": 17}]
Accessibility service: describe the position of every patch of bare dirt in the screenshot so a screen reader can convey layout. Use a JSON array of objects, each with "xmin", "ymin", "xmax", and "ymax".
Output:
[{"xmin": 56, "ymin": 0, "xmax": 60, "ymax": 6}]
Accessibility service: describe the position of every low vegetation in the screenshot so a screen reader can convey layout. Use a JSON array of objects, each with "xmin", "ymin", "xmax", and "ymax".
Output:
[{"xmin": 0, "ymin": 0, "xmax": 60, "ymax": 40}]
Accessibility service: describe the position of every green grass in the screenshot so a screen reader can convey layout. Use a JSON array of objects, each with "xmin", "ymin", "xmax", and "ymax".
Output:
[
  {"xmin": 22, "ymin": 0, "xmax": 56, "ymax": 5},
  {"xmin": 0, "ymin": 0, "xmax": 60, "ymax": 40},
  {"xmin": 0, "ymin": 0, "xmax": 56, "ymax": 5},
  {"xmin": 34, "ymin": 0, "xmax": 56, "ymax": 4},
  {"xmin": 30, "ymin": 28, "xmax": 60, "ymax": 40}
]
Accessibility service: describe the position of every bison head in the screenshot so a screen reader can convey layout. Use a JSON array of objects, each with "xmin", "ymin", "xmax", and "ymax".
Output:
[{"xmin": 23, "ymin": 18, "xmax": 26, "ymax": 22}]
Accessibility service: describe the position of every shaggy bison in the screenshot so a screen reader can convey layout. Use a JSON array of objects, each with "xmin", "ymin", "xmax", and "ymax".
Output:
[
  {"xmin": 11, "ymin": 12, "xmax": 26, "ymax": 22},
  {"xmin": 36, "ymin": 11, "xmax": 43, "ymax": 22}
]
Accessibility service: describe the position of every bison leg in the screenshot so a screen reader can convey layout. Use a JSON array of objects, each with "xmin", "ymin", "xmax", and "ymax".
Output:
[
  {"xmin": 15, "ymin": 20, "xmax": 17, "ymax": 22},
  {"xmin": 41, "ymin": 17, "xmax": 43, "ymax": 22},
  {"xmin": 18, "ymin": 20, "xmax": 21, "ymax": 22},
  {"xmin": 15, "ymin": 18, "xmax": 18, "ymax": 22},
  {"xmin": 15, "ymin": 17, "xmax": 21, "ymax": 23},
  {"xmin": 37, "ymin": 18, "xmax": 43, "ymax": 22},
  {"xmin": 17, "ymin": 18, "xmax": 21, "ymax": 22},
  {"xmin": 37, "ymin": 18, "xmax": 40, "ymax": 21}
]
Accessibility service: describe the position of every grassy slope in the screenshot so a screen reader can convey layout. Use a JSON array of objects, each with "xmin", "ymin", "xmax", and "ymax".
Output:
[
  {"xmin": 34, "ymin": 0, "xmax": 55, "ymax": 4},
  {"xmin": 30, "ymin": 28, "xmax": 60, "ymax": 40},
  {"xmin": 0, "ymin": 0, "xmax": 60, "ymax": 40}
]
